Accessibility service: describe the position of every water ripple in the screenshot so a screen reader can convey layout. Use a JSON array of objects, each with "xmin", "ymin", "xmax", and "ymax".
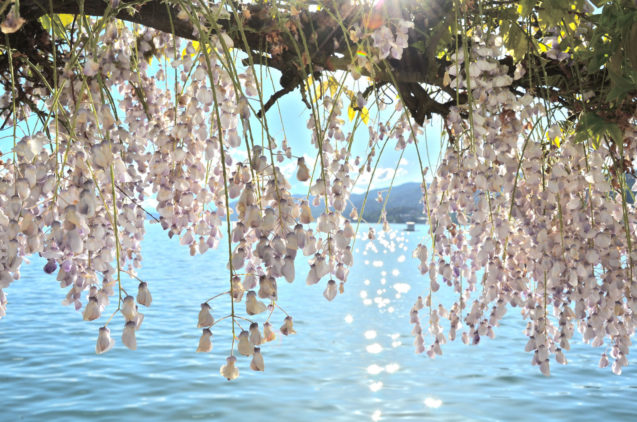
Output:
[{"xmin": 0, "ymin": 224, "xmax": 635, "ymax": 421}]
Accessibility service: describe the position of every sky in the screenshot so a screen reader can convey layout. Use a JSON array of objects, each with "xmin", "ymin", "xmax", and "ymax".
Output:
[
  {"xmin": 241, "ymin": 66, "xmax": 446, "ymax": 195},
  {"xmin": 0, "ymin": 30, "xmax": 447, "ymax": 205}
]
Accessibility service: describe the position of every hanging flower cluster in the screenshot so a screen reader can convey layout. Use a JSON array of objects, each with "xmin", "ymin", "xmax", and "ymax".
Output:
[
  {"xmin": 0, "ymin": 12, "xmax": 362, "ymax": 379},
  {"xmin": 410, "ymin": 33, "xmax": 636, "ymax": 375},
  {"xmin": 370, "ymin": 19, "xmax": 414, "ymax": 61},
  {"xmin": 0, "ymin": 3, "xmax": 634, "ymax": 381}
]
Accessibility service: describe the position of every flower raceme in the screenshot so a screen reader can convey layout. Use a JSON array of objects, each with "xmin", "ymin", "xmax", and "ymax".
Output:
[
  {"xmin": 409, "ymin": 32, "xmax": 637, "ymax": 376},
  {"xmin": 0, "ymin": 10, "xmax": 633, "ymax": 382}
]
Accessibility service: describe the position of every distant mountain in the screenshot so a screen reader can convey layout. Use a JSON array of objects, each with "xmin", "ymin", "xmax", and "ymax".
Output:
[
  {"xmin": 308, "ymin": 182, "xmax": 426, "ymax": 223},
  {"xmin": 221, "ymin": 181, "xmax": 427, "ymax": 224},
  {"xmin": 148, "ymin": 174, "xmax": 635, "ymax": 224},
  {"xmin": 345, "ymin": 182, "xmax": 426, "ymax": 223},
  {"xmin": 146, "ymin": 181, "xmax": 427, "ymax": 223}
]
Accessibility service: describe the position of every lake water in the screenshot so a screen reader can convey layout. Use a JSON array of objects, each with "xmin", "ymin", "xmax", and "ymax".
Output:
[{"xmin": 1, "ymin": 223, "xmax": 635, "ymax": 421}]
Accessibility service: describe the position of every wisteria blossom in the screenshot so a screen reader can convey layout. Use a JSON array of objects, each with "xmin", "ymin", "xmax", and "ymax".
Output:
[
  {"xmin": 0, "ymin": 1, "xmax": 634, "ymax": 382},
  {"xmin": 410, "ymin": 32, "xmax": 636, "ymax": 376}
]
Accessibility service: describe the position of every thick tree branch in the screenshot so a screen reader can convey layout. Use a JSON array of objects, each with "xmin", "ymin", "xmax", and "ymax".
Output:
[{"xmin": 7, "ymin": 0, "xmax": 620, "ymax": 125}]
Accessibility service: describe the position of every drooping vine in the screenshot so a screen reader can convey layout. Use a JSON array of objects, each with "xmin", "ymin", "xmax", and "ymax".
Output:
[{"xmin": 0, "ymin": 0, "xmax": 635, "ymax": 379}]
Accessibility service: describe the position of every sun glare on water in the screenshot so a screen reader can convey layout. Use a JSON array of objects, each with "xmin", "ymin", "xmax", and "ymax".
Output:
[
  {"xmin": 424, "ymin": 397, "xmax": 443, "ymax": 409},
  {"xmin": 366, "ymin": 343, "xmax": 383, "ymax": 354}
]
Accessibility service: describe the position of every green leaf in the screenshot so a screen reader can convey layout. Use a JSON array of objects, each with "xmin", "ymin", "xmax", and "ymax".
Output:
[
  {"xmin": 517, "ymin": 0, "xmax": 536, "ymax": 17},
  {"xmin": 503, "ymin": 22, "xmax": 528, "ymax": 61},
  {"xmin": 624, "ymin": 22, "xmax": 637, "ymax": 68},
  {"xmin": 606, "ymin": 73, "xmax": 637, "ymax": 102},
  {"xmin": 39, "ymin": 15, "xmax": 51, "ymax": 31},
  {"xmin": 575, "ymin": 112, "xmax": 624, "ymax": 149},
  {"xmin": 411, "ymin": 40, "xmax": 426, "ymax": 53},
  {"xmin": 538, "ymin": 0, "xmax": 569, "ymax": 28}
]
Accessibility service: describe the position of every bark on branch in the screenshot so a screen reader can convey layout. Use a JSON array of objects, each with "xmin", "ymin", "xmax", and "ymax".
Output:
[{"xmin": 7, "ymin": 0, "xmax": 615, "ymax": 125}]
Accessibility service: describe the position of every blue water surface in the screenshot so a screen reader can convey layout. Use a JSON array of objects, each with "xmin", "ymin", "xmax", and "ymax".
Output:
[{"xmin": 0, "ymin": 223, "xmax": 635, "ymax": 421}]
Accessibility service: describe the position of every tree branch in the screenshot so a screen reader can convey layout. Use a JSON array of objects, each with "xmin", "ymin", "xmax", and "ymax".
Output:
[{"xmin": 8, "ymin": 0, "xmax": 619, "ymax": 124}]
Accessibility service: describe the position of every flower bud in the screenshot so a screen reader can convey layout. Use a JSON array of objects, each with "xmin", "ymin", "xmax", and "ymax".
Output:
[
  {"xmin": 260, "ymin": 208, "xmax": 276, "ymax": 232},
  {"xmin": 246, "ymin": 291, "xmax": 266, "ymax": 315},
  {"xmin": 7, "ymin": 195, "xmax": 22, "ymax": 219},
  {"xmin": 314, "ymin": 255, "xmax": 329, "ymax": 279},
  {"xmin": 0, "ymin": 6, "xmax": 25, "ymax": 35},
  {"xmin": 0, "ymin": 289, "xmax": 6, "ymax": 317},
  {"xmin": 285, "ymin": 232, "xmax": 298, "ymax": 253},
  {"xmin": 249, "ymin": 322, "xmax": 262, "ymax": 345},
  {"xmin": 255, "ymin": 155, "xmax": 268, "ymax": 172},
  {"xmin": 95, "ymin": 326, "xmax": 115, "ymax": 354},
  {"xmin": 333, "ymin": 194, "xmax": 345, "ymax": 212},
  {"xmin": 231, "ymin": 276, "xmax": 245, "ymax": 302},
  {"xmin": 263, "ymin": 321, "xmax": 276, "ymax": 343},
  {"xmin": 410, "ymin": 309, "xmax": 419, "ymax": 324},
  {"xmin": 122, "ymin": 321, "xmax": 137, "ymax": 350},
  {"xmin": 282, "ymin": 255, "xmax": 295, "ymax": 283},
  {"xmin": 83, "ymin": 296, "xmax": 101, "ymax": 321},
  {"xmin": 323, "ymin": 279, "xmax": 337, "ymax": 301},
  {"xmin": 43, "ymin": 260, "xmax": 57, "ymax": 274},
  {"xmin": 303, "ymin": 234, "xmax": 317, "ymax": 256},
  {"xmin": 197, "ymin": 303, "xmax": 214, "ymax": 327},
  {"xmin": 238, "ymin": 330, "xmax": 253, "ymax": 356},
  {"xmin": 316, "ymin": 213, "xmax": 332, "ymax": 233},
  {"xmin": 300, "ymin": 201, "xmax": 313, "ymax": 224},
  {"xmin": 78, "ymin": 189, "xmax": 96, "ymax": 217},
  {"xmin": 271, "ymin": 235, "xmax": 286, "ymax": 256},
  {"xmin": 335, "ymin": 263, "xmax": 348, "ymax": 282},
  {"xmin": 250, "ymin": 347, "xmax": 265, "ymax": 371},
  {"xmin": 243, "ymin": 273, "xmax": 257, "ymax": 290},
  {"xmin": 220, "ymin": 356, "xmax": 239, "ymax": 380},
  {"xmin": 132, "ymin": 312, "xmax": 144, "ymax": 330},
  {"xmin": 258, "ymin": 276, "xmax": 277, "ymax": 300},
  {"xmin": 97, "ymin": 288, "xmax": 110, "ymax": 310},
  {"xmin": 245, "ymin": 205, "xmax": 261, "ymax": 228},
  {"xmin": 343, "ymin": 221, "xmax": 355, "ymax": 238},
  {"xmin": 342, "ymin": 246, "xmax": 353, "ymax": 266},
  {"xmin": 310, "ymin": 179, "xmax": 326, "ymax": 196},
  {"xmin": 121, "ymin": 295, "xmax": 137, "ymax": 321},
  {"xmin": 196, "ymin": 328, "xmax": 213, "ymax": 353},
  {"xmin": 415, "ymin": 296, "xmax": 424, "ymax": 310},
  {"xmin": 555, "ymin": 348, "xmax": 567, "ymax": 365},
  {"xmin": 599, "ymin": 353, "xmax": 609, "ymax": 368},
  {"xmin": 280, "ymin": 316, "xmax": 296, "ymax": 336},
  {"xmin": 232, "ymin": 222, "xmax": 245, "ymax": 243},
  {"xmin": 296, "ymin": 158, "xmax": 310, "ymax": 182},
  {"xmin": 294, "ymin": 224, "xmax": 306, "ymax": 249},
  {"xmin": 306, "ymin": 265, "xmax": 319, "ymax": 285},
  {"xmin": 433, "ymin": 340, "xmax": 443, "ymax": 356},
  {"xmin": 231, "ymin": 247, "xmax": 246, "ymax": 270},
  {"xmin": 137, "ymin": 282, "xmax": 152, "ymax": 307}
]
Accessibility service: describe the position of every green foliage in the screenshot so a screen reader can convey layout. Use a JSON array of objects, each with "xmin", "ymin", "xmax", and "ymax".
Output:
[
  {"xmin": 584, "ymin": 3, "xmax": 637, "ymax": 103},
  {"xmin": 575, "ymin": 112, "xmax": 624, "ymax": 148},
  {"xmin": 502, "ymin": 20, "xmax": 529, "ymax": 61}
]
